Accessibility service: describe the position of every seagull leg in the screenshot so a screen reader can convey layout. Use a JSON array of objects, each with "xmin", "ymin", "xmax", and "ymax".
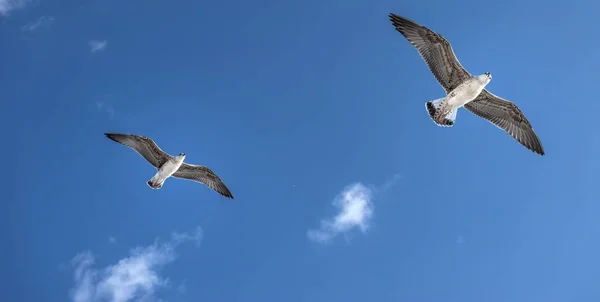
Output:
[
  {"xmin": 436, "ymin": 108, "xmax": 448, "ymax": 124},
  {"xmin": 436, "ymin": 113, "xmax": 444, "ymax": 124},
  {"xmin": 434, "ymin": 102, "xmax": 446, "ymax": 123}
]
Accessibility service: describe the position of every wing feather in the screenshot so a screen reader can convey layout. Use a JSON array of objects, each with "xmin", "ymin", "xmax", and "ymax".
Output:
[
  {"xmin": 104, "ymin": 133, "xmax": 170, "ymax": 168},
  {"xmin": 464, "ymin": 90, "xmax": 545, "ymax": 155},
  {"xmin": 172, "ymin": 163, "xmax": 234, "ymax": 199},
  {"xmin": 389, "ymin": 13, "xmax": 471, "ymax": 93}
]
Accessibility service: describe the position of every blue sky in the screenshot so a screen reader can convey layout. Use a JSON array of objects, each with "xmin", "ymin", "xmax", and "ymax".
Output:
[{"xmin": 2, "ymin": 0, "xmax": 600, "ymax": 301}]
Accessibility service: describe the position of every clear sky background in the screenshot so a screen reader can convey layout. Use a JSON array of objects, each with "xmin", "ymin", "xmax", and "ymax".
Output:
[{"xmin": 2, "ymin": 0, "xmax": 600, "ymax": 301}]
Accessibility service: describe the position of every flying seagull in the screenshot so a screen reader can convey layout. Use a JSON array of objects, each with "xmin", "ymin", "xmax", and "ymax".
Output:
[
  {"xmin": 104, "ymin": 133, "xmax": 234, "ymax": 199},
  {"xmin": 389, "ymin": 13, "xmax": 545, "ymax": 155}
]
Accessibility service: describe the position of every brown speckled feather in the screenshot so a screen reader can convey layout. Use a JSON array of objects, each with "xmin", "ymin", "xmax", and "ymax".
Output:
[
  {"xmin": 389, "ymin": 13, "xmax": 471, "ymax": 93},
  {"xmin": 104, "ymin": 133, "xmax": 170, "ymax": 168},
  {"xmin": 464, "ymin": 90, "xmax": 545, "ymax": 155},
  {"xmin": 172, "ymin": 164, "xmax": 234, "ymax": 199}
]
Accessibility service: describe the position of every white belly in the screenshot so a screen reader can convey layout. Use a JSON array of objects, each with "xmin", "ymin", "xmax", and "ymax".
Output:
[
  {"xmin": 158, "ymin": 160, "xmax": 183, "ymax": 178},
  {"xmin": 446, "ymin": 78, "xmax": 486, "ymax": 109}
]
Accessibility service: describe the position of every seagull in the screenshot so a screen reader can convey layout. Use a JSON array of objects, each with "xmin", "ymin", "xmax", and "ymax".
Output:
[
  {"xmin": 389, "ymin": 13, "xmax": 545, "ymax": 155},
  {"xmin": 104, "ymin": 133, "xmax": 234, "ymax": 199}
]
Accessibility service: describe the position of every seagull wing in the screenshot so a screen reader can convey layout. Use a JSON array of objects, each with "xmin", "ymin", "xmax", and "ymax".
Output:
[
  {"xmin": 464, "ymin": 89, "xmax": 545, "ymax": 155},
  {"xmin": 172, "ymin": 163, "xmax": 234, "ymax": 199},
  {"xmin": 389, "ymin": 13, "xmax": 471, "ymax": 93},
  {"xmin": 104, "ymin": 133, "xmax": 171, "ymax": 168}
]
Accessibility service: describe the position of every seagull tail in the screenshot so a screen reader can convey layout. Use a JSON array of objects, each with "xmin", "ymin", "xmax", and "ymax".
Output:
[
  {"xmin": 147, "ymin": 172, "xmax": 165, "ymax": 189},
  {"xmin": 426, "ymin": 98, "xmax": 457, "ymax": 127}
]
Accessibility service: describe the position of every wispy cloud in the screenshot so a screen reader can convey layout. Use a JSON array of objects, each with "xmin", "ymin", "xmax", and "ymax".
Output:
[
  {"xmin": 69, "ymin": 226, "xmax": 203, "ymax": 302},
  {"xmin": 96, "ymin": 101, "xmax": 115, "ymax": 119},
  {"xmin": 307, "ymin": 183, "xmax": 374, "ymax": 243},
  {"xmin": 0, "ymin": 0, "xmax": 30, "ymax": 16},
  {"xmin": 377, "ymin": 173, "xmax": 402, "ymax": 193},
  {"xmin": 176, "ymin": 280, "xmax": 187, "ymax": 294},
  {"xmin": 108, "ymin": 237, "xmax": 116, "ymax": 244},
  {"xmin": 89, "ymin": 40, "xmax": 107, "ymax": 53},
  {"xmin": 21, "ymin": 16, "xmax": 54, "ymax": 32}
]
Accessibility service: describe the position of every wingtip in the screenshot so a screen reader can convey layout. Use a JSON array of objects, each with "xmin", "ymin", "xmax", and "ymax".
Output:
[
  {"xmin": 530, "ymin": 136, "xmax": 545, "ymax": 156},
  {"xmin": 527, "ymin": 144, "xmax": 545, "ymax": 156},
  {"xmin": 388, "ymin": 13, "xmax": 408, "ymax": 25},
  {"xmin": 388, "ymin": 13, "xmax": 419, "ymax": 34},
  {"xmin": 104, "ymin": 133, "xmax": 119, "ymax": 142},
  {"xmin": 221, "ymin": 183, "xmax": 234, "ymax": 199},
  {"xmin": 537, "ymin": 146, "xmax": 545, "ymax": 156},
  {"xmin": 389, "ymin": 12, "xmax": 399, "ymax": 24},
  {"xmin": 216, "ymin": 184, "xmax": 234, "ymax": 199}
]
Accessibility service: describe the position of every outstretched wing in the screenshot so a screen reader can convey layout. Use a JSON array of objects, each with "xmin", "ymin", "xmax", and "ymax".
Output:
[
  {"xmin": 172, "ymin": 163, "xmax": 234, "ymax": 199},
  {"xmin": 464, "ymin": 89, "xmax": 545, "ymax": 155},
  {"xmin": 389, "ymin": 13, "xmax": 471, "ymax": 93},
  {"xmin": 104, "ymin": 133, "xmax": 171, "ymax": 168}
]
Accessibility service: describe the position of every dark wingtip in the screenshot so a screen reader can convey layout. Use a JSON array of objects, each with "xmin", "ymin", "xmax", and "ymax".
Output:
[
  {"xmin": 389, "ymin": 13, "xmax": 401, "ymax": 26},
  {"xmin": 525, "ymin": 132, "xmax": 545, "ymax": 156},
  {"xmin": 219, "ymin": 182, "xmax": 234, "ymax": 199},
  {"xmin": 389, "ymin": 13, "xmax": 410, "ymax": 28},
  {"xmin": 531, "ymin": 142, "xmax": 545, "ymax": 156},
  {"xmin": 535, "ymin": 140, "xmax": 545, "ymax": 156},
  {"xmin": 104, "ymin": 133, "xmax": 120, "ymax": 143},
  {"xmin": 527, "ymin": 148, "xmax": 544, "ymax": 156}
]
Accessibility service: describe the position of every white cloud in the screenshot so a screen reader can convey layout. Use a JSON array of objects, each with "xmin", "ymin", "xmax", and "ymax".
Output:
[
  {"xmin": 21, "ymin": 16, "xmax": 55, "ymax": 32},
  {"xmin": 307, "ymin": 183, "xmax": 374, "ymax": 243},
  {"xmin": 89, "ymin": 40, "xmax": 108, "ymax": 53},
  {"xmin": 69, "ymin": 226, "xmax": 202, "ymax": 302},
  {"xmin": 0, "ymin": 0, "xmax": 29, "ymax": 16},
  {"xmin": 96, "ymin": 101, "xmax": 115, "ymax": 119}
]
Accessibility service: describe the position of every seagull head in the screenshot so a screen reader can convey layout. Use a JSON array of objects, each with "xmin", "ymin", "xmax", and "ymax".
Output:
[
  {"xmin": 177, "ymin": 153, "xmax": 186, "ymax": 160},
  {"xmin": 477, "ymin": 72, "xmax": 492, "ymax": 84}
]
